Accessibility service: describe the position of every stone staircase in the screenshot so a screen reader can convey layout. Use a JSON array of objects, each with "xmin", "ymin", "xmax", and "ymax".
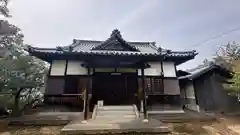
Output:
[
  {"xmin": 93, "ymin": 105, "xmax": 139, "ymax": 122},
  {"xmin": 61, "ymin": 105, "xmax": 169, "ymax": 134}
]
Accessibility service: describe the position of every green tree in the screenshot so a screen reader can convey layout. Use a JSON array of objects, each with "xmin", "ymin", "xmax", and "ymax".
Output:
[
  {"xmin": 227, "ymin": 60, "xmax": 240, "ymax": 96},
  {"xmin": 0, "ymin": 0, "xmax": 47, "ymax": 114},
  {"xmin": 194, "ymin": 42, "xmax": 240, "ymax": 95},
  {"xmin": 0, "ymin": 0, "xmax": 18, "ymax": 37},
  {"xmin": 0, "ymin": 25, "xmax": 47, "ymax": 115},
  {"xmin": 214, "ymin": 42, "xmax": 240, "ymax": 95}
]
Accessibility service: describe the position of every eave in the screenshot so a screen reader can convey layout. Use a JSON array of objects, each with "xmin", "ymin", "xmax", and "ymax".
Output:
[
  {"xmin": 178, "ymin": 64, "xmax": 233, "ymax": 81},
  {"xmin": 28, "ymin": 48, "xmax": 197, "ymax": 65}
]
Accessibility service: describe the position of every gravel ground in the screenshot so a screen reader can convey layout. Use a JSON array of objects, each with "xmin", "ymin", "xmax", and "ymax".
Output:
[
  {"xmin": 0, "ymin": 124, "xmax": 210, "ymax": 135},
  {"xmin": 0, "ymin": 118, "xmax": 239, "ymax": 135},
  {"xmin": 0, "ymin": 126, "xmax": 62, "ymax": 135}
]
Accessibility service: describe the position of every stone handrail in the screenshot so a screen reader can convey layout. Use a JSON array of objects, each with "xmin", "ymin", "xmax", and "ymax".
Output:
[
  {"xmin": 133, "ymin": 104, "xmax": 140, "ymax": 118},
  {"xmin": 92, "ymin": 105, "xmax": 98, "ymax": 120}
]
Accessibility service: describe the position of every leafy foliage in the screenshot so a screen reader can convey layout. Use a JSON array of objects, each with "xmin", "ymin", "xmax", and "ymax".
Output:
[
  {"xmin": 226, "ymin": 60, "xmax": 240, "ymax": 95},
  {"xmin": 0, "ymin": 24, "xmax": 47, "ymax": 114},
  {"xmin": 214, "ymin": 42, "xmax": 240, "ymax": 95},
  {"xmin": 0, "ymin": 1, "xmax": 47, "ymax": 115},
  {"xmin": 194, "ymin": 42, "xmax": 240, "ymax": 95},
  {"xmin": 0, "ymin": 26, "xmax": 46, "ymax": 90},
  {"xmin": 216, "ymin": 43, "xmax": 240, "ymax": 95}
]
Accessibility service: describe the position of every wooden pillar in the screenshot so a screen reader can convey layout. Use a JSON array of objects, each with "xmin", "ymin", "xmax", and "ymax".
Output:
[
  {"xmin": 84, "ymin": 68, "xmax": 90, "ymax": 120},
  {"xmin": 141, "ymin": 68, "xmax": 147, "ymax": 119},
  {"xmin": 160, "ymin": 60, "xmax": 164, "ymax": 94}
]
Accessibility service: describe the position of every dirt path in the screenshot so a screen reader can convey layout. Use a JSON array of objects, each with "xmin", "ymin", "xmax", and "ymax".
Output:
[
  {"xmin": 207, "ymin": 124, "xmax": 239, "ymax": 135},
  {"xmin": 204, "ymin": 116, "xmax": 240, "ymax": 135}
]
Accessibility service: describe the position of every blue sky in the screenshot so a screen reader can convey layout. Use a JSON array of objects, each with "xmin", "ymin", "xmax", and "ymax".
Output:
[{"xmin": 7, "ymin": 0, "xmax": 240, "ymax": 69}]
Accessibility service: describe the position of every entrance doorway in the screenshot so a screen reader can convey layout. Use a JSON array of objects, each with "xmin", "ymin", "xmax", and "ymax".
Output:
[{"xmin": 91, "ymin": 72, "xmax": 138, "ymax": 107}]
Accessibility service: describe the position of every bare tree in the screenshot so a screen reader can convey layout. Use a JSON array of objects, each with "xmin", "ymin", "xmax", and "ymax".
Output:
[{"xmin": 0, "ymin": 0, "xmax": 10, "ymax": 17}]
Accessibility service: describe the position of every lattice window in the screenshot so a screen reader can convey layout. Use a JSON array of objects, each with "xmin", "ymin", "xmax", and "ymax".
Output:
[
  {"xmin": 146, "ymin": 77, "xmax": 163, "ymax": 94},
  {"xmin": 152, "ymin": 78, "xmax": 162, "ymax": 93},
  {"xmin": 138, "ymin": 77, "xmax": 163, "ymax": 94},
  {"xmin": 145, "ymin": 78, "xmax": 152, "ymax": 92}
]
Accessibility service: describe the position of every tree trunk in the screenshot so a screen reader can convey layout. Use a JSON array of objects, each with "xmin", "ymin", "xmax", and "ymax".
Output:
[
  {"xmin": 13, "ymin": 88, "xmax": 24, "ymax": 116},
  {"xmin": 20, "ymin": 97, "xmax": 41, "ymax": 113}
]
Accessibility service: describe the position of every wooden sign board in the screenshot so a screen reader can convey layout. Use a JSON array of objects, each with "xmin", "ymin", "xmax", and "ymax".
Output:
[{"xmin": 97, "ymin": 100, "xmax": 104, "ymax": 107}]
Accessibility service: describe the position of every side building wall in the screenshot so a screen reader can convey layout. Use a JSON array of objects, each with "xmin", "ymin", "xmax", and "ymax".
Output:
[
  {"xmin": 139, "ymin": 61, "xmax": 182, "ymax": 111},
  {"xmin": 193, "ymin": 72, "xmax": 216, "ymax": 112},
  {"xmin": 46, "ymin": 60, "xmax": 89, "ymax": 94},
  {"xmin": 46, "ymin": 60, "xmax": 66, "ymax": 95},
  {"xmin": 44, "ymin": 60, "xmax": 89, "ymax": 111},
  {"xmin": 209, "ymin": 72, "xmax": 240, "ymax": 112},
  {"xmin": 193, "ymin": 71, "xmax": 240, "ymax": 113},
  {"xmin": 180, "ymin": 81, "xmax": 199, "ymax": 112}
]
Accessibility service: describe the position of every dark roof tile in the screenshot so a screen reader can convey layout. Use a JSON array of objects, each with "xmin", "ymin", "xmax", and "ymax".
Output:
[
  {"xmin": 28, "ymin": 30, "xmax": 197, "ymax": 58},
  {"xmin": 178, "ymin": 64, "xmax": 232, "ymax": 80}
]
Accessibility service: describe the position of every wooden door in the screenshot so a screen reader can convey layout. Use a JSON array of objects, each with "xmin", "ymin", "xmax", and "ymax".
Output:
[{"xmin": 92, "ymin": 73, "xmax": 137, "ymax": 105}]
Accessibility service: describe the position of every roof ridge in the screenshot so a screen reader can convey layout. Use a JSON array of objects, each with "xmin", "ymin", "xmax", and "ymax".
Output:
[
  {"xmin": 29, "ymin": 46, "xmax": 57, "ymax": 50},
  {"xmin": 73, "ymin": 39, "xmax": 157, "ymax": 45},
  {"xmin": 91, "ymin": 30, "xmax": 141, "ymax": 52},
  {"xmin": 148, "ymin": 42, "xmax": 159, "ymax": 51},
  {"xmin": 74, "ymin": 39, "xmax": 103, "ymax": 43},
  {"xmin": 128, "ymin": 41, "xmax": 154, "ymax": 44}
]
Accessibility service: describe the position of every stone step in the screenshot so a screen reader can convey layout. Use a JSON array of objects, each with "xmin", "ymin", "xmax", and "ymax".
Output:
[
  {"xmin": 61, "ymin": 117, "xmax": 170, "ymax": 134},
  {"xmin": 98, "ymin": 106, "xmax": 134, "ymax": 110},
  {"xmin": 97, "ymin": 111, "xmax": 135, "ymax": 115},
  {"xmin": 90, "ymin": 117, "xmax": 136, "ymax": 123},
  {"xmin": 61, "ymin": 105, "xmax": 170, "ymax": 134},
  {"xmin": 96, "ymin": 114, "xmax": 136, "ymax": 119},
  {"xmin": 98, "ymin": 108, "xmax": 134, "ymax": 111},
  {"xmin": 97, "ymin": 114, "xmax": 136, "ymax": 117},
  {"xmin": 92, "ymin": 105, "xmax": 138, "ymax": 124},
  {"xmin": 94, "ymin": 116, "xmax": 136, "ymax": 119}
]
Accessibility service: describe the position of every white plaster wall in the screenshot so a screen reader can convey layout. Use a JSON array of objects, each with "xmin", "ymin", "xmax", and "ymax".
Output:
[
  {"xmin": 67, "ymin": 61, "xmax": 88, "ymax": 75},
  {"xmin": 180, "ymin": 88, "xmax": 186, "ymax": 99},
  {"xmin": 162, "ymin": 61, "xmax": 176, "ymax": 77},
  {"xmin": 185, "ymin": 83, "xmax": 195, "ymax": 99},
  {"xmin": 138, "ymin": 62, "xmax": 162, "ymax": 76},
  {"xmin": 50, "ymin": 60, "xmax": 66, "ymax": 76},
  {"xmin": 163, "ymin": 79, "xmax": 181, "ymax": 95},
  {"xmin": 184, "ymin": 82, "xmax": 200, "ymax": 112}
]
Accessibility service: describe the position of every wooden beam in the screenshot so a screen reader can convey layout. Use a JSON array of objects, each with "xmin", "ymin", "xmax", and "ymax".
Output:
[
  {"xmin": 64, "ymin": 60, "xmax": 68, "ymax": 94},
  {"xmin": 48, "ymin": 61, "xmax": 52, "ymax": 76}
]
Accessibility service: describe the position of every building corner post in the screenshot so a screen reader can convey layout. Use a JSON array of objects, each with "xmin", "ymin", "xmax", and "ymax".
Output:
[
  {"xmin": 141, "ymin": 68, "xmax": 147, "ymax": 120},
  {"xmin": 83, "ymin": 68, "xmax": 90, "ymax": 121}
]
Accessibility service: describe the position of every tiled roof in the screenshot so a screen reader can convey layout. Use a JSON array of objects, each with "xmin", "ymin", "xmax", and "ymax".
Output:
[
  {"xmin": 29, "ymin": 47, "xmax": 163, "ymax": 56},
  {"xmin": 70, "ymin": 39, "xmax": 159, "ymax": 53},
  {"xmin": 28, "ymin": 29, "xmax": 197, "ymax": 58},
  {"xmin": 178, "ymin": 64, "xmax": 232, "ymax": 80},
  {"xmin": 29, "ymin": 43, "xmax": 196, "ymax": 57}
]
